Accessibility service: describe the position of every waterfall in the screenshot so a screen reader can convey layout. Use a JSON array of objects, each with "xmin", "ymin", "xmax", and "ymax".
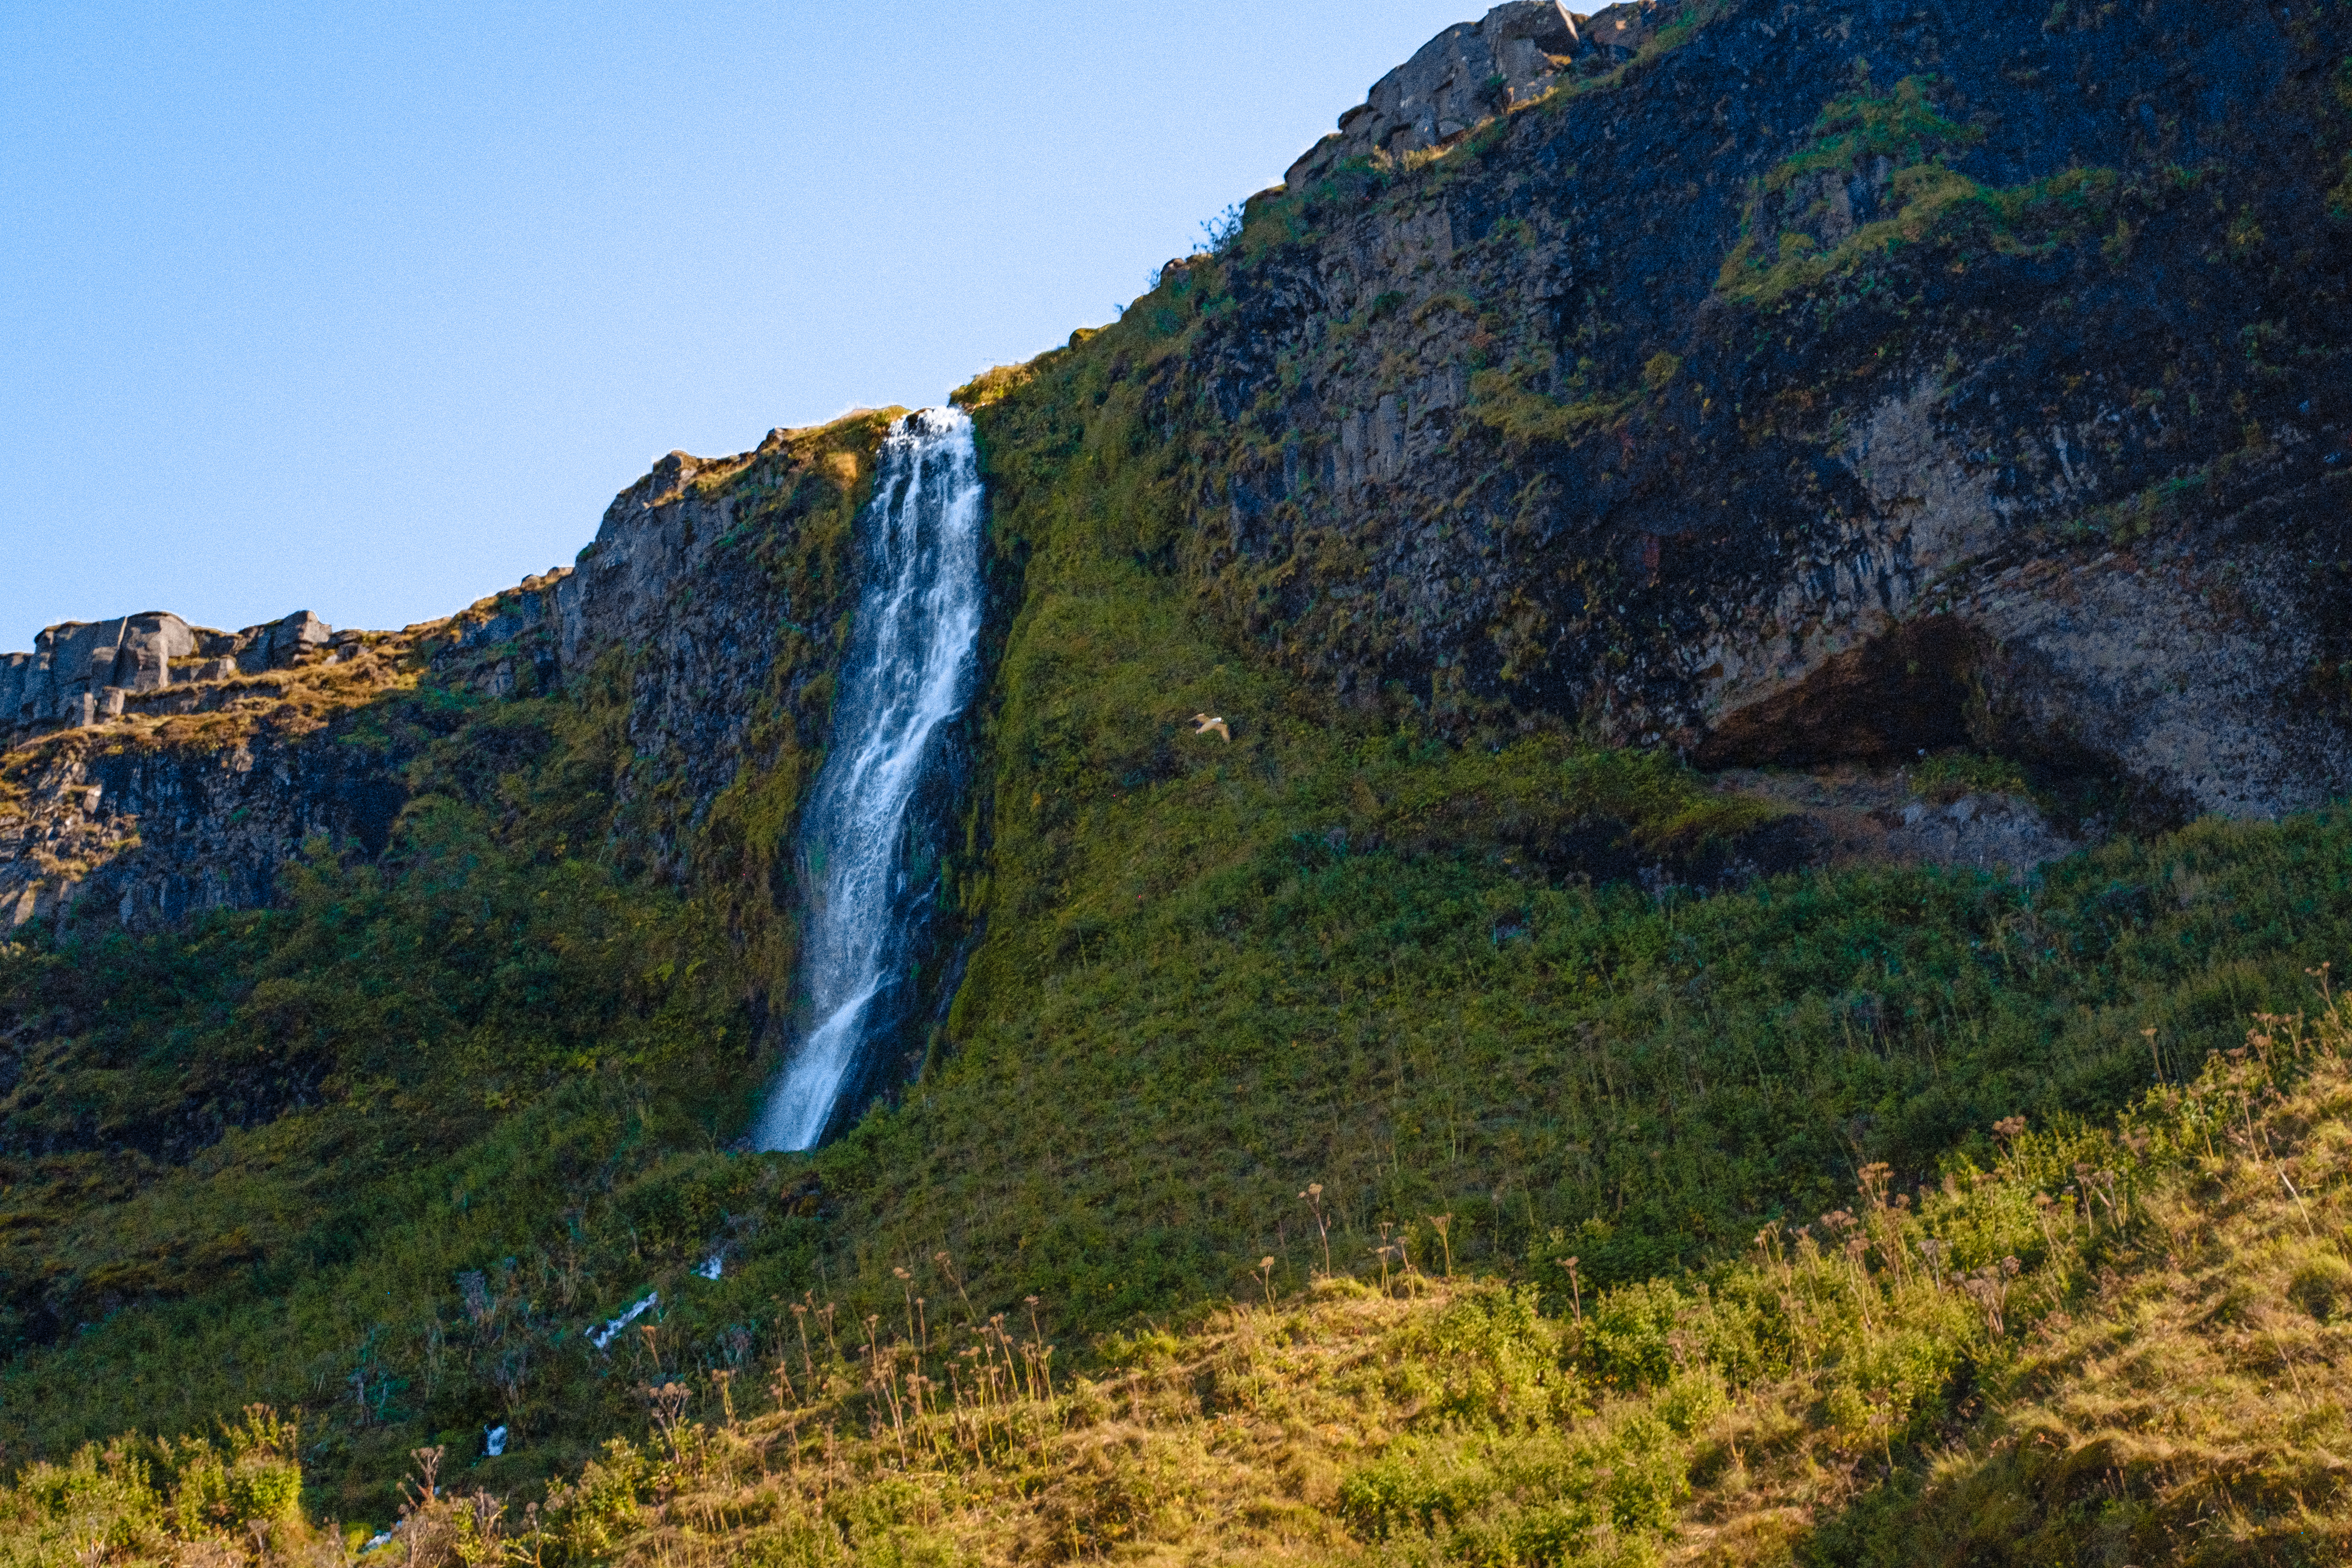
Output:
[{"xmin": 753, "ymin": 408, "xmax": 984, "ymax": 1153}]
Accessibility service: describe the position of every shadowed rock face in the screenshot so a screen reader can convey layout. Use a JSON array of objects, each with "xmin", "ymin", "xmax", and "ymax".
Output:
[
  {"xmin": 1162, "ymin": 0, "xmax": 2352, "ymax": 822},
  {"xmin": 0, "ymin": 729, "xmax": 410, "ymax": 935},
  {"xmin": 1690, "ymin": 617, "xmax": 1986, "ymax": 770}
]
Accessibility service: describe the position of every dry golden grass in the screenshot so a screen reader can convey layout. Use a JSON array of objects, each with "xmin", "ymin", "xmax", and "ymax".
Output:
[
  {"xmin": 0, "ymin": 998, "xmax": 2345, "ymax": 1566},
  {"xmin": 533, "ymin": 1285, "xmax": 1435, "ymax": 1568},
  {"xmin": 1878, "ymin": 1018, "xmax": 2352, "ymax": 1565},
  {"xmin": 474, "ymin": 989, "xmax": 2352, "ymax": 1568},
  {"xmin": 0, "ymin": 630, "xmax": 433, "ymax": 782}
]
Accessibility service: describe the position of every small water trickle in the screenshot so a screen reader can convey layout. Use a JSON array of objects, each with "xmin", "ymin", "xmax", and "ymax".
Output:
[{"xmin": 753, "ymin": 408, "xmax": 985, "ymax": 1153}]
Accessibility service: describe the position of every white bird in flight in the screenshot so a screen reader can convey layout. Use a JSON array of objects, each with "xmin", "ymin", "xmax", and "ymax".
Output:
[{"xmin": 1191, "ymin": 713, "xmax": 1231, "ymax": 742}]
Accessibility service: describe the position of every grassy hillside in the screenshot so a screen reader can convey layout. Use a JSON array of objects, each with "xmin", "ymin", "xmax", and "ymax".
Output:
[
  {"xmin": 0, "ymin": 667, "xmax": 776, "ymax": 1502},
  {"xmin": 589, "ymin": 983, "xmax": 2352, "ymax": 1568},
  {"xmin": 807, "ymin": 300, "xmax": 2352, "ymax": 1331},
  {"xmin": 12, "ymin": 984, "xmax": 2344, "ymax": 1567}
]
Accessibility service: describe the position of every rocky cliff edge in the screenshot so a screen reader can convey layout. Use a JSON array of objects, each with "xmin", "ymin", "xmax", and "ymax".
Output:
[{"xmin": 0, "ymin": 415, "xmax": 892, "ymax": 939}]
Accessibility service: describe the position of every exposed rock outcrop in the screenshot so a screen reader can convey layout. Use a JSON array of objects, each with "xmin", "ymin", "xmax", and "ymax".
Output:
[
  {"xmin": 418, "ymin": 428, "xmax": 889, "ymax": 884},
  {"xmin": 1168, "ymin": 0, "xmax": 2352, "ymax": 822},
  {"xmin": 1716, "ymin": 766, "xmax": 2084, "ymax": 877},
  {"xmin": 1, "ymin": 608, "xmax": 375, "ymax": 935},
  {"xmin": 0, "ymin": 610, "xmax": 331, "ymax": 741},
  {"xmin": 0, "ymin": 617, "xmax": 420, "ymax": 936},
  {"xmin": 1285, "ymin": 2, "xmax": 1666, "ymax": 191},
  {"xmin": 0, "ymin": 420, "xmax": 891, "ymax": 938}
]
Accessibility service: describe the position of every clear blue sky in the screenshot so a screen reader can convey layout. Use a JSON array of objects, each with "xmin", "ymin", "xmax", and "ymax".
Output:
[{"xmin": 1, "ymin": 0, "xmax": 1473, "ymax": 648}]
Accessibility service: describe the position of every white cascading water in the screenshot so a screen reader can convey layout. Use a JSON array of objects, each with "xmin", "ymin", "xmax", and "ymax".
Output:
[{"xmin": 753, "ymin": 408, "xmax": 985, "ymax": 1153}]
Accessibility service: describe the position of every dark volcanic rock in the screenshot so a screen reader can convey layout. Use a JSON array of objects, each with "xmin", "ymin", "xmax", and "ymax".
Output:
[{"xmin": 1167, "ymin": 0, "xmax": 2352, "ymax": 820}]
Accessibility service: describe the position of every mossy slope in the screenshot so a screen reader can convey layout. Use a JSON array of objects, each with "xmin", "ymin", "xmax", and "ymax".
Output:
[
  {"xmin": 18, "ymin": 989, "xmax": 2346, "ymax": 1568},
  {"xmin": 0, "ymin": 416, "xmax": 894, "ymax": 1512}
]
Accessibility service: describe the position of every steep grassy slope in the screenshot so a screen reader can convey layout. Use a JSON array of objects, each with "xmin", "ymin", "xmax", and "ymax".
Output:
[
  {"xmin": 581, "ymin": 988, "xmax": 2352, "ymax": 1568},
  {"xmin": 797, "ymin": 301, "xmax": 2352, "ymax": 1338},
  {"xmin": 0, "ymin": 417, "xmax": 894, "ymax": 1510},
  {"xmin": 770, "ymin": 0, "xmax": 2352, "ymax": 1360},
  {"xmin": 14, "ymin": 988, "xmax": 2346, "ymax": 1568}
]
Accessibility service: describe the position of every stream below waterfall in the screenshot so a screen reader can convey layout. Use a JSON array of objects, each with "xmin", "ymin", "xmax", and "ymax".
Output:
[{"xmin": 752, "ymin": 407, "xmax": 983, "ymax": 1153}]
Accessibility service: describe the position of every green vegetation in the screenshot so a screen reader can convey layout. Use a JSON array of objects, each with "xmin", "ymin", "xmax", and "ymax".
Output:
[
  {"xmin": 0, "ymin": 672, "xmax": 769, "ymax": 1513},
  {"xmin": 0, "ymin": 1406, "xmax": 322, "ymax": 1568},
  {"xmin": 1908, "ymin": 750, "xmax": 2035, "ymax": 804},
  {"xmin": 1765, "ymin": 70, "xmax": 1985, "ymax": 196},
  {"xmin": 1464, "ymin": 341, "xmax": 1693, "ymax": 451},
  {"xmin": 1716, "ymin": 75, "xmax": 2138, "ymax": 308},
  {"xmin": 23, "ymin": 989, "xmax": 2347, "ymax": 1567},
  {"xmin": 0, "ymin": 418, "xmax": 888, "ymax": 1516},
  {"xmin": 2070, "ymin": 466, "xmax": 2214, "ymax": 545},
  {"xmin": 1469, "ymin": 349, "xmax": 1641, "ymax": 448}
]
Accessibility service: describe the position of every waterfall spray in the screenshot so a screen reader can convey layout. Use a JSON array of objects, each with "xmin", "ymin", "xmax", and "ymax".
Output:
[{"xmin": 753, "ymin": 408, "xmax": 984, "ymax": 1153}]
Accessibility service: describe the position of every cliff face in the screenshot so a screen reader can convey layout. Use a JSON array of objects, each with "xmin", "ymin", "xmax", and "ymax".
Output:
[
  {"xmin": 0, "ymin": 626, "xmax": 416, "ymax": 936},
  {"xmin": 1140, "ymin": 0, "xmax": 2351, "ymax": 823},
  {"xmin": 9, "ymin": 0, "xmax": 2343, "ymax": 942},
  {"xmin": 0, "ymin": 418, "xmax": 892, "ymax": 940},
  {"xmin": 1284, "ymin": 0, "xmax": 1665, "ymax": 181},
  {"xmin": 543, "ymin": 430, "xmax": 884, "ymax": 888},
  {"xmin": 0, "ymin": 610, "xmax": 329, "ymax": 737}
]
